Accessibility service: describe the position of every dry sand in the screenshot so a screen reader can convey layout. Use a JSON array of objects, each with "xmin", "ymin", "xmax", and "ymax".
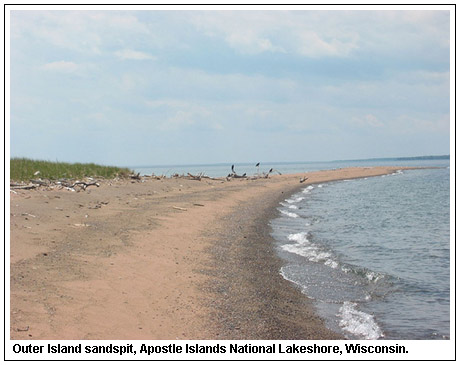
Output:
[{"xmin": 9, "ymin": 166, "xmax": 410, "ymax": 340}]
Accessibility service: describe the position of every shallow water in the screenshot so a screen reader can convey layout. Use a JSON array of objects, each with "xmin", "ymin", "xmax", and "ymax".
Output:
[{"xmin": 270, "ymin": 162, "xmax": 450, "ymax": 340}]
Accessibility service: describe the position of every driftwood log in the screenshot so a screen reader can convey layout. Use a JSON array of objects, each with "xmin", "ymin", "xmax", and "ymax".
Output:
[
  {"xmin": 227, "ymin": 173, "xmax": 247, "ymax": 179},
  {"xmin": 187, "ymin": 172, "xmax": 203, "ymax": 181},
  {"xmin": 9, "ymin": 184, "xmax": 37, "ymax": 190}
]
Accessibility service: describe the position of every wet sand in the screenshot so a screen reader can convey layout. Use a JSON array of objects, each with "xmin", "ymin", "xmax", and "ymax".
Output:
[{"xmin": 9, "ymin": 166, "xmax": 410, "ymax": 340}]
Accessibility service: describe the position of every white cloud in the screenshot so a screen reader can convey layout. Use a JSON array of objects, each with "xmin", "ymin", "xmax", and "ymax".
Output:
[
  {"xmin": 225, "ymin": 30, "xmax": 285, "ymax": 54},
  {"xmin": 185, "ymin": 11, "xmax": 359, "ymax": 58},
  {"xmin": 185, "ymin": 11, "xmax": 287, "ymax": 55},
  {"xmin": 115, "ymin": 49, "xmax": 156, "ymax": 61},
  {"xmin": 12, "ymin": 11, "xmax": 152, "ymax": 55},
  {"xmin": 297, "ymin": 30, "xmax": 358, "ymax": 58},
  {"xmin": 351, "ymin": 114, "xmax": 384, "ymax": 128},
  {"xmin": 42, "ymin": 60, "xmax": 79, "ymax": 73}
]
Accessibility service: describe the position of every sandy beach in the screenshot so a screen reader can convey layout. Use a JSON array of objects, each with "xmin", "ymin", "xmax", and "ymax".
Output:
[{"xmin": 9, "ymin": 166, "xmax": 410, "ymax": 340}]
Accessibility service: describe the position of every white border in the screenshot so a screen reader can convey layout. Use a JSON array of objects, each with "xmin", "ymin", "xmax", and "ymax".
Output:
[{"xmin": 4, "ymin": 3, "xmax": 456, "ymax": 362}]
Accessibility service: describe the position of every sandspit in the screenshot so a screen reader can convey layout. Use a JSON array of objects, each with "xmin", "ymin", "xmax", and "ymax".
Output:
[{"xmin": 9, "ymin": 166, "xmax": 411, "ymax": 340}]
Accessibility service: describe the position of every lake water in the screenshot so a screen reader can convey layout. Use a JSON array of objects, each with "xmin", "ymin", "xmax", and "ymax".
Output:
[{"xmin": 271, "ymin": 158, "xmax": 450, "ymax": 340}]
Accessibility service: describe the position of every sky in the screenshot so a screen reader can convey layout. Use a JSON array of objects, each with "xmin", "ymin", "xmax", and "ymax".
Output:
[{"xmin": 9, "ymin": 7, "xmax": 451, "ymax": 167}]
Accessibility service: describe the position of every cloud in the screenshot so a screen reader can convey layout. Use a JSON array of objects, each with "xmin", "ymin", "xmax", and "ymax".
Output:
[
  {"xmin": 297, "ymin": 30, "xmax": 358, "ymax": 58},
  {"xmin": 225, "ymin": 31, "xmax": 285, "ymax": 54},
  {"xmin": 11, "ymin": 11, "xmax": 152, "ymax": 56},
  {"xmin": 114, "ymin": 49, "xmax": 156, "ymax": 61},
  {"xmin": 185, "ymin": 11, "xmax": 359, "ymax": 58},
  {"xmin": 351, "ymin": 114, "xmax": 384, "ymax": 128},
  {"xmin": 41, "ymin": 60, "xmax": 79, "ymax": 73}
]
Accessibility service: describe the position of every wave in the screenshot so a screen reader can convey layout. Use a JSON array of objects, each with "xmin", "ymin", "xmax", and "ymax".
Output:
[
  {"xmin": 302, "ymin": 185, "xmax": 315, "ymax": 194},
  {"xmin": 279, "ymin": 210, "xmax": 299, "ymax": 218},
  {"xmin": 338, "ymin": 301, "xmax": 384, "ymax": 340},
  {"xmin": 283, "ymin": 232, "xmax": 339, "ymax": 269},
  {"xmin": 285, "ymin": 196, "xmax": 305, "ymax": 204}
]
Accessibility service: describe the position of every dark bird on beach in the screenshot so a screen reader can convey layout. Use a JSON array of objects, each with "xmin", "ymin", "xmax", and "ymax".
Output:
[
  {"xmin": 256, "ymin": 162, "xmax": 260, "ymax": 167},
  {"xmin": 231, "ymin": 164, "xmax": 235, "ymax": 173},
  {"xmin": 269, "ymin": 168, "xmax": 273, "ymax": 173}
]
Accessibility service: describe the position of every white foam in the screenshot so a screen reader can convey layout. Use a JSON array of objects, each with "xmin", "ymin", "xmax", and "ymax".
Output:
[
  {"xmin": 288, "ymin": 205, "xmax": 298, "ymax": 210},
  {"xmin": 284, "ymin": 233, "xmax": 337, "ymax": 268},
  {"xmin": 285, "ymin": 196, "xmax": 305, "ymax": 204},
  {"xmin": 287, "ymin": 232, "xmax": 309, "ymax": 244},
  {"xmin": 366, "ymin": 271, "xmax": 383, "ymax": 282},
  {"xmin": 338, "ymin": 301, "xmax": 384, "ymax": 340},
  {"xmin": 279, "ymin": 210, "xmax": 299, "ymax": 218},
  {"xmin": 302, "ymin": 185, "xmax": 314, "ymax": 194},
  {"xmin": 325, "ymin": 259, "xmax": 339, "ymax": 269},
  {"xmin": 282, "ymin": 243, "xmax": 316, "ymax": 259}
]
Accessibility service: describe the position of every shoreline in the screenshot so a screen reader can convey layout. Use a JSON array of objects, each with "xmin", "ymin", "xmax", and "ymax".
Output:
[
  {"xmin": 9, "ymin": 166, "xmax": 414, "ymax": 340},
  {"xmin": 202, "ymin": 181, "xmax": 342, "ymax": 339}
]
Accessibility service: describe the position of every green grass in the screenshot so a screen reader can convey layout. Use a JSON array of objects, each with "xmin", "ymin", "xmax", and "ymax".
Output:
[{"xmin": 10, "ymin": 158, "xmax": 134, "ymax": 182}]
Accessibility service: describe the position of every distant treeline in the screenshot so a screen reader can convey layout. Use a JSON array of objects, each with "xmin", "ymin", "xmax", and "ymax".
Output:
[
  {"xmin": 394, "ymin": 155, "xmax": 450, "ymax": 161},
  {"xmin": 332, "ymin": 155, "xmax": 449, "ymax": 163},
  {"xmin": 10, "ymin": 158, "xmax": 134, "ymax": 182}
]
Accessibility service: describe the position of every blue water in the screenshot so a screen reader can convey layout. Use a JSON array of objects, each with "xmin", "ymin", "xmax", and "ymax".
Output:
[
  {"xmin": 271, "ymin": 159, "xmax": 450, "ymax": 340},
  {"xmin": 132, "ymin": 156, "xmax": 450, "ymax": 340}
]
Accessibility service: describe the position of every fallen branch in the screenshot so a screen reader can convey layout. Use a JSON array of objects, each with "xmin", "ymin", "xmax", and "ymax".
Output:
[
  {"xmin": 172, "ymin": 206, "xmax": 187, "ymax": 211},
  {"xmin": 187, "ymin": 172, "xmax": 203, "ymax": 181},
  {"xmin": 227, "ymin": 173, "xmax": 247, "ymax": 179},
  {"xmin": 74, "ymin": 181, "xmax": 100, "ymax": 190},
  {"xmin": 300, "ymin": 177, "xmax": 308, "ymax": 183},
  {"xmin": 10, "ymin": 184, "xmax": 37, "ymax": 190}
]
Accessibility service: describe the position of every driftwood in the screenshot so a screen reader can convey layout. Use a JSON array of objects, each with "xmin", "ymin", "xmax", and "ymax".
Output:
[
  {"xmin": 10, "ymin": 177, "xmax": 101, "ymax": 192},
  {"xmin": 72, "ymin": 181, "xmax": 100, "ymax": 190},
  {"xmin": 300, "ymin": 177, "xmax": 308, "ymax": 183},
  {"xmin": 57, "ymin": 180, "xmax": 100, "ymax": 190},
  {"xmin": 226, "ymin": 164, "xmax": 282, "ymax": 181},
  {"xmin": 152, "ymin": 174, "xmax": 165, "ymax": 180},
  {"xmin": 130, "ymin": 173, "xmax": 141, "ymax": 180},
  {"xmin": 10, "ymin": 184, "xmax": 37, "ymax": 190},
  {"xmin": 187, "ymin": 172, "xmax": 203, "ymax": 181},
  {"xmin": 227, "ymin": 173, "xmax": 247, "ymax": 179}
]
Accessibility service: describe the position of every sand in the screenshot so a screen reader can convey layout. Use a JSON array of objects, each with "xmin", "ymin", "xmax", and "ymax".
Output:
[{"xmin": 9, "ymin": 166, "xmax": 410, "ymax": 340}]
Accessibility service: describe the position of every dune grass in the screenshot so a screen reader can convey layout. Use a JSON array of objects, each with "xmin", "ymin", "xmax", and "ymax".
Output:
[{"xmin": 10, "ymin": 158, "xmax": 134, "ymax": 182}]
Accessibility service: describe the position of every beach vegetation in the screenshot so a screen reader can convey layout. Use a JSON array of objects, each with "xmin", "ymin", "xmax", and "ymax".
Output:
[{"xmin": 10, "ymin": 157, "xmax": 133, "ymax": 181}]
